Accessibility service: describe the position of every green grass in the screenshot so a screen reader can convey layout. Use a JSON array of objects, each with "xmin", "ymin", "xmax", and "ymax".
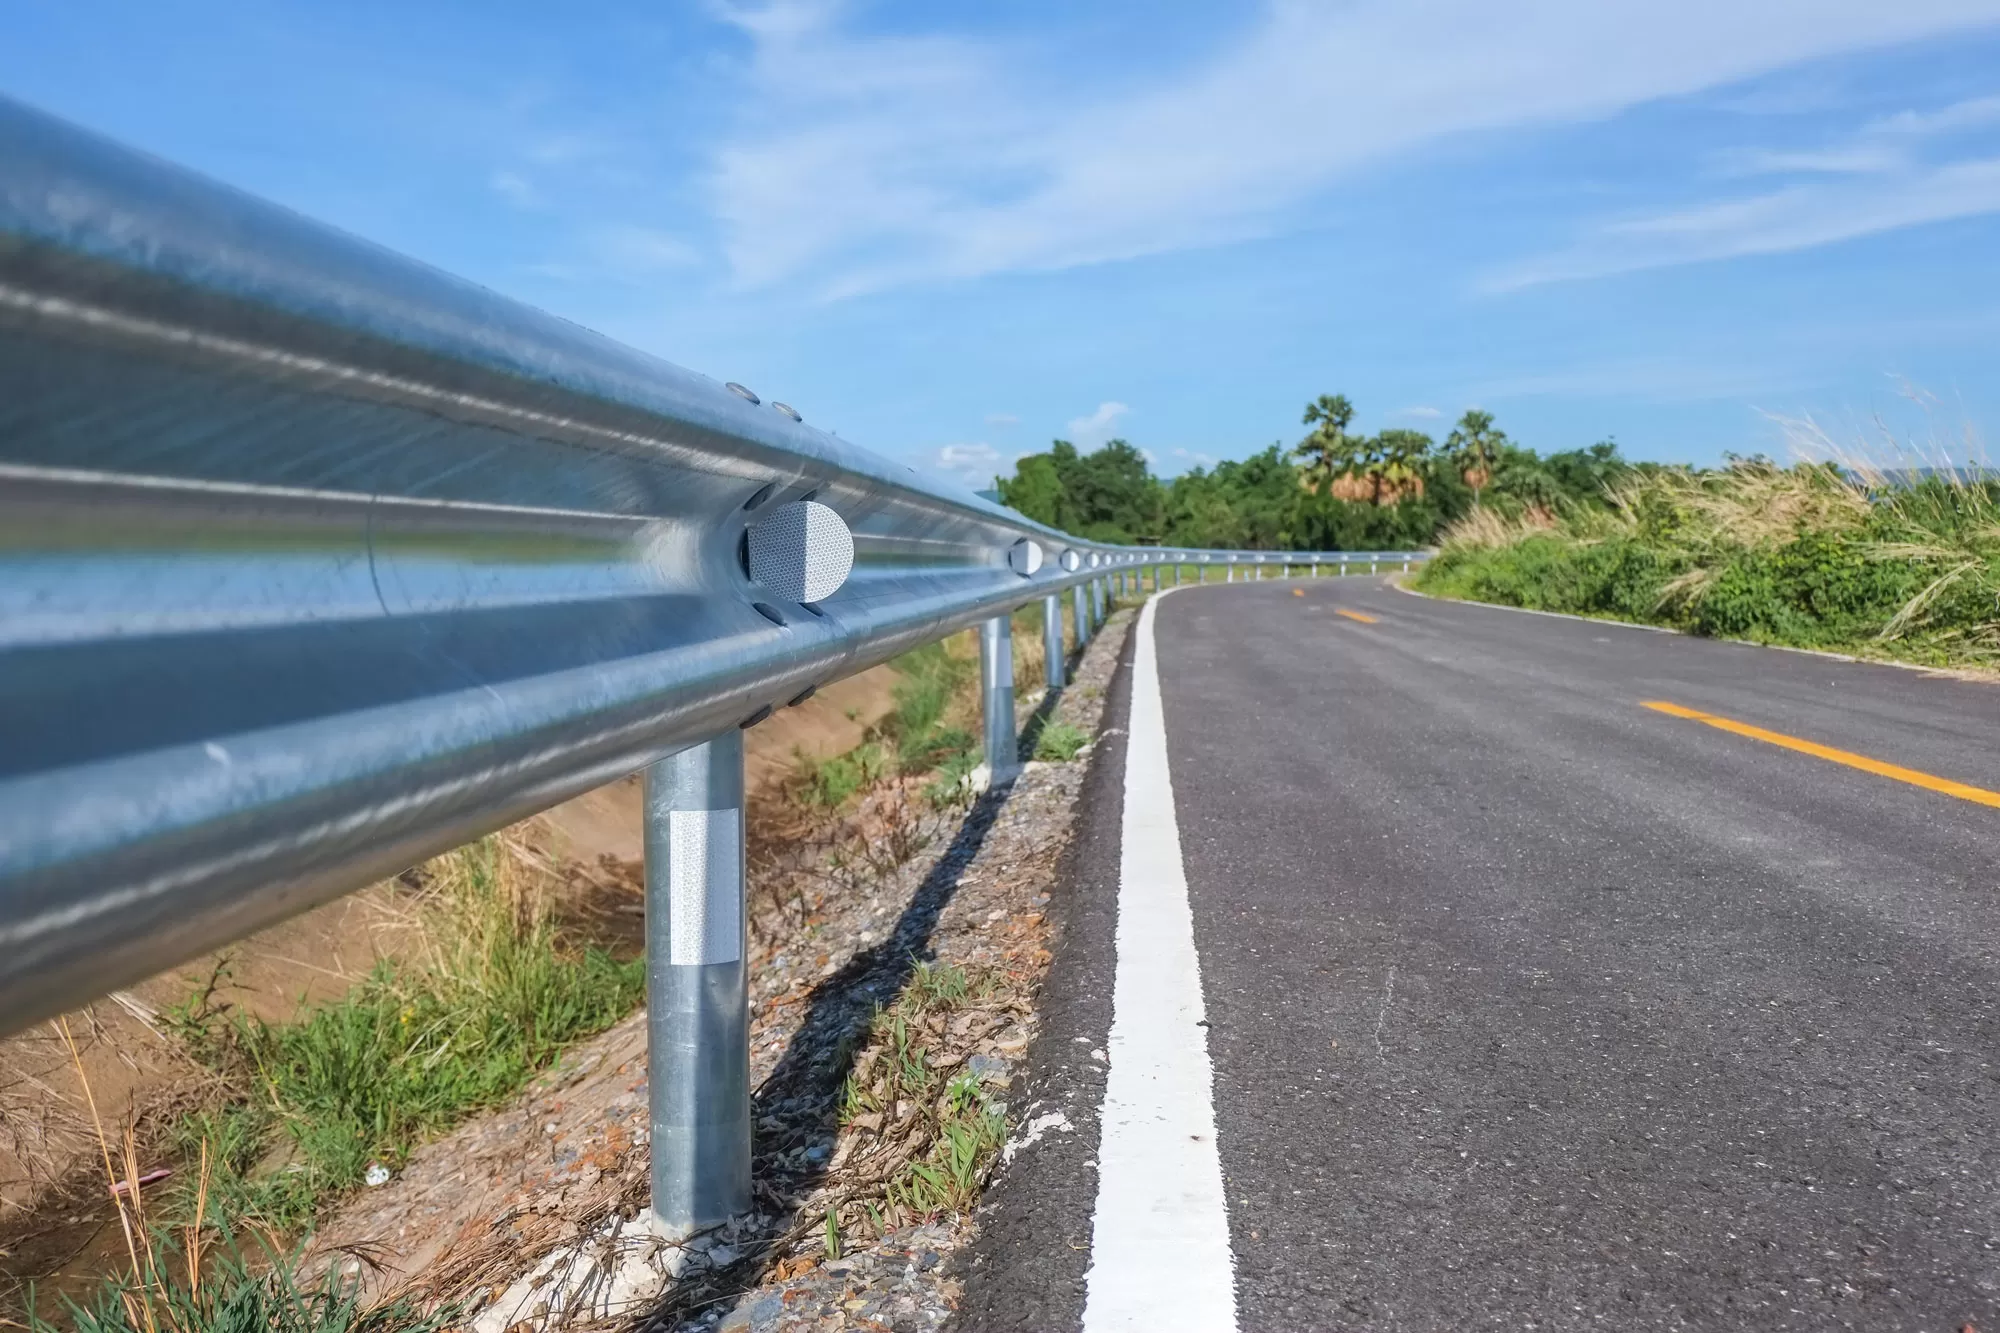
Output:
[
  {"xmin": 21, "ymin": 1230, "xmax": 457, "ymax": 1333},
  {"xmin": 872, "ymin": 639, "xmax": 985, "ymax": 804},
  {"xmin": 835, "ymin": 962, "xmax": 1007, "ymax": 1224},
  {"xmin": 163, "ymin": 835, "xmax": 644, "ymax": 1237},
  {"xmin": 794, "ymin": 742, "xmax": 888, "ymax": 809},
  {"xmin": 1032, "ymin": 720, "xmax": 1091, "ymax": 763},
  {"xmin": 1413, "ymin": 461, "xmax": 2000, "ymax": 668},
  {"xmin": 883, "ymin": 1076, "xmax": 1005, "ymax": 1219}
]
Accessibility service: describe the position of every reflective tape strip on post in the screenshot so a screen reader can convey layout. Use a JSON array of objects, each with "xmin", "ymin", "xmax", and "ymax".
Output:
[
  {"xmin": 645, "ymin": 731, "xmax": 751, "ymax": 1234},
  {"xmin": 981, "ymin": 615, "xmax": 1019, "ymax": 786}
]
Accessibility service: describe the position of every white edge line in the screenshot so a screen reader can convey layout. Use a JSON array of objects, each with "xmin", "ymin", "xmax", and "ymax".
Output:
[{"xmin": 1082, "ymin": 585, "xmax": 1238, "ymax": 1332}]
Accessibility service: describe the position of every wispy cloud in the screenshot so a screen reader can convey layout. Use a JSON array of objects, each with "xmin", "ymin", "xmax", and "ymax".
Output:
[
  {"xmin": 593, "ymin": 225, "xmax": 703, "ymax": 273},
  {"xmin": 706, "ymin": 0, "xmax": 2000, "ymax": 297},
  {"xmin": 490, "ymin": 170, "xmax": 542, "ymax": 208},
  {"xmin": 1065, "ymin": 400, "xmax": 1130, "ymax": 445},
  {"xmin": 1395, "ymin": 405, "xmax": 1444, "ymax": 419},
  {"xmin": 932, "ymin": 441, "xmax": 1003, "ymax": 484},
  {"xmin": 1494, "ymin": 92, "xmax": 2000, "ymax": 290},
  {"xmin": 984, "ymin": 412, "xmax": 1020, "ymax": 427},
  {"xmin": 1470, "ymin": 356, "xmax": 1819, "ymax": 401}
]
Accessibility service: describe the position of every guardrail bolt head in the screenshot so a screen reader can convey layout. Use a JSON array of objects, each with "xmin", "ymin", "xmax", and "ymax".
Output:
[{"xmin": 1008, "ymin": 539, "xmax": 1045, "ymax": 576}]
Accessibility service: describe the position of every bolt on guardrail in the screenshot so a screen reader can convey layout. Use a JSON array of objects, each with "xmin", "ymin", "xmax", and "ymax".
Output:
[{"xmin": 0, "ymin": 94, "xmax": 1433, "ymax": 1241}]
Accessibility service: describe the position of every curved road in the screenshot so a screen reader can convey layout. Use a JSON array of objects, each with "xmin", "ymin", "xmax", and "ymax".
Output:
[{"xmin": 960, "ymin": 575, "xmax": 2000, "ymax": 1331}]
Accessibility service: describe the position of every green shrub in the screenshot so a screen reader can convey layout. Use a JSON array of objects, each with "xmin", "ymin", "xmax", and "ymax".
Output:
[
  {"xmin": 167, "ymin": 836, "xmax": 643, "ymax": 1235},
  {"xmin": 1414, "ymin": 460, "xmax": 2000, "ymax": 667},
  {"xmin": 1033, "ymin": 720, "xmax": 1091, "ymax": 762}
]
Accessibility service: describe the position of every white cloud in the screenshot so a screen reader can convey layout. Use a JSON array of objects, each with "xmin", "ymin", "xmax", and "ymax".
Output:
[
  {"xmin": 1496, "ymin": 90, "xmax": 2000, "ymax": 288},
  {"xmin": 1716, "ymin": 91, "xmax": 2000, "ymax": 177},
  {"xmin": 707, "ymin": 0, "xmax": 2000, "ymax": 296},
  {"xmin": 932, "ymin": 441, "xmax": 1003, "ymax": 483},
  {"xmin": 1866, "ymin": 93, "xmax": 2000, "ymax": 138},
  {"xmin": 1065, "ymin": 401, "xmax": 1130, "ymax": 446},
  {"xmin": 1395, "ymin": 405, "xmax": 1444, "ymax": 419},
  {"xmin": 984, "ymin": 412, "xmax": 1020, "ymax": 427},
  {"xmin": 490, "ymin": 170, "xmax": 542, "ymax": 208},
  {"xmin": 1171, "ymin": 446, "xmax": 1218, "ymax": 467}
]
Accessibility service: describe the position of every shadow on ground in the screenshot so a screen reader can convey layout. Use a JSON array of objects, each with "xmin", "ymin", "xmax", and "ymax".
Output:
[{"xmin": 635, "ymin": 781, "xmax": 1013, "ymax": 1329}]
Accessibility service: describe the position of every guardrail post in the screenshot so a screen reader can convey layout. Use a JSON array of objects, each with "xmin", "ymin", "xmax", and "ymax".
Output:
[
  {"xmin": 1092, "ymin": 577, "xmax": 1105, "ymax": 625},
  {"xmin": 981, "ymin": 614, "xmax": 1020, "ymax": 785},
  {"xmin": 645, "ymin": 731, "xmax": 751, "ymax": 1236},
  {"xmin": 1042, "ymin": 593, "xmax": 1064, "ymax": 690},
  {"xmin": 1073, "ymin": 582, "xmax": 1091, "ymax": 648}
]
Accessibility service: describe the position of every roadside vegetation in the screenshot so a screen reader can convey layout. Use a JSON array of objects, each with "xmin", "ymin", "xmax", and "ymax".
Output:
[
  {"xmin": 18, "ymin": 604, "xmax": 1103, "ymax": 1331},
  {"xmin": 821, "ymin": 959, "xmax": 1009, "ymax": 1259},
  {"xmin": 1413, "ymin": 450, "xmax": 2000, "ymax": 669},
  {"xmin": 995, "ymin": 394, "xmax": 1632, "ymax": 550}
]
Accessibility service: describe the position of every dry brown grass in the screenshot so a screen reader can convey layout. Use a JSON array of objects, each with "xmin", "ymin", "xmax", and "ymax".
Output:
[{"xmin": 1436, "ymin": 504, "xmax": 1560, "ymax": 551}]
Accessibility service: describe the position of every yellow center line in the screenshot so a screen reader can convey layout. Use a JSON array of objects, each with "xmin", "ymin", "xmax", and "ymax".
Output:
[
  {"xmin": 1335, "ymin": 608, "xmax": 1378, "ymax": 624},
  {"xmin": 1641, "ymin": 700, "xmax": 2000, "ymax": 809}
]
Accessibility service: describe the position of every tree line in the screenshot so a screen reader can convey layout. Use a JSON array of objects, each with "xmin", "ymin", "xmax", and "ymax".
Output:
[{"xmin": 994, "ymin": 395, "xmax": 1637, "ymax": 551}]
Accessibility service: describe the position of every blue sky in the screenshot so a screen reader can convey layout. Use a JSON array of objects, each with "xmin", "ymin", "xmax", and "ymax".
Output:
[{"xmin": 8, "ymin": 1, "xmax": 2000, "ymax": 489}]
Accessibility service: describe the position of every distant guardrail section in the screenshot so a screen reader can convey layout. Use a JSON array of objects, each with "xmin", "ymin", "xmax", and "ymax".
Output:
[{"xmin": 0, "ymin": 94, "xmax": 1426, "ymax": 1038}]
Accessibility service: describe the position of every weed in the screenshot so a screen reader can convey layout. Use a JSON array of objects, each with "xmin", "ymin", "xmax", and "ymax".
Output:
[
  {"xmin": 921, "ymin": 749, "xmax": 982, "ymax": 810},
  {"xmin": 1032, "ymin": 720, "xmax": 1091, "ymax": 762},
  {"xmin": 821, "ymin": 1208, "xmax": 841, "ymax": 1262},
  {"xmin": 793, "ymin": 743, "xmax": 887, "ymax": 810},
  {"xmin": 162, "ymin": 832, "xmax": 643, "ymax": 1238},
  {"xmin": 828, "ymin": 961, "xmax": 1006, "ymax": 1228},
  {"xmin": 1416, "ymin": 454, "xmax": 2000, "ymax": 667},
  {"xmin": 23, "ymin": 1234, "xmax": 456, "ymax": 1333},
  {"xmin": 883, "ymin": 1092, "xmax": 1004, "ymax": 1220},
  {"xmin": 885, "ymin": 643, "xmax": 971, "ymax": 765}
]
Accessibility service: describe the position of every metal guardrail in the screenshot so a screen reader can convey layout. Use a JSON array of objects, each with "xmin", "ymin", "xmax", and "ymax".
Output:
[{"xmin": 0, "ymin": 94, "xmax": 1427, "ymax": 1234}]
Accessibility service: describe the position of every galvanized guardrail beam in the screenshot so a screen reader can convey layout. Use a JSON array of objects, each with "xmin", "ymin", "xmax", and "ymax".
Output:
[{"xmin": 0, "ymin": 93, "xmax": 1429, "ymax": 1231}]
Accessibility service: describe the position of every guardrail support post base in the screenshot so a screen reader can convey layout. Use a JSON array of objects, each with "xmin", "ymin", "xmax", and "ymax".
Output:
[
  {"xmin": 981, "ymin": 614, "xmax": 1020, "ymax": 785},
  {"xmin": 1042, "ymin": 593, "xmax": 1065, "ymax": 690},
  {"xmin": 645, "ymin": 731, "xmax": 751, "ymax": 1236}
]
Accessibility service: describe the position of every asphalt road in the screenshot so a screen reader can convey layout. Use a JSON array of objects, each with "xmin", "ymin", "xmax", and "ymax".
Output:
[{"xmin": 960, "ymin": 576, "xmax": 2000, "ymax": 1331}]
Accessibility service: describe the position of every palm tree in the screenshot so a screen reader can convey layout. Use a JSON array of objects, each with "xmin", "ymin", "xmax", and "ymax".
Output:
[
  {"xmin": 1293, "ymin": 394, "xmax": 1358, "ymax": 495},
  {"xmin": 1446, "ymin": 409, "xmax": 1507, "ymax": 508},
  {"xmin": 1371, "ymin": 429, "xmax": 1433, "ymax": 505}
]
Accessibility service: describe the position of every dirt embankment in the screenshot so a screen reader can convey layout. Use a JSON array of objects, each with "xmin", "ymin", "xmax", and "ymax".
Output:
[
  {"xmin": 0, "ymin": 668, "xmax": 902, "ymax": 1301},
  {"xmin": 306, "ymin": 607, "xmax": 1130, "ymax": 1333}
]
